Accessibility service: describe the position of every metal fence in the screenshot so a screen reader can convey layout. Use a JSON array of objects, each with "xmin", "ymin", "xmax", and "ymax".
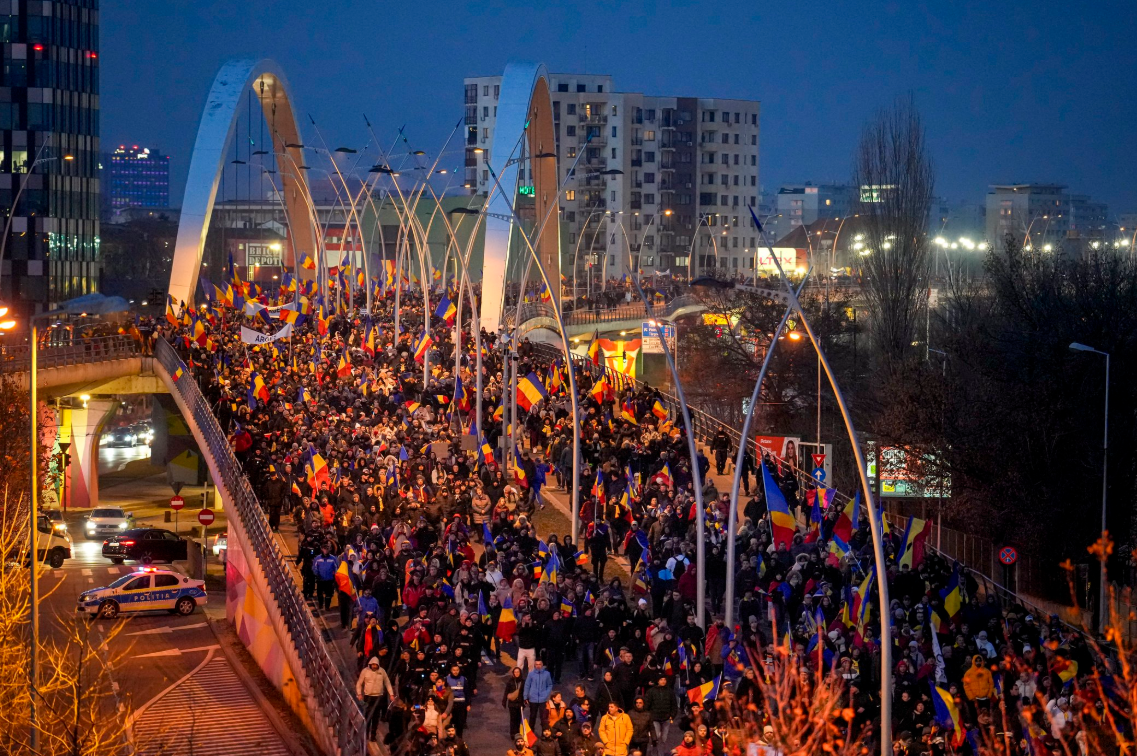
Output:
[
  {"xmin": 0, "ymin": 334, "xmax": 141, "ymax": 372},
  {"xmin": 508, "ymin": 293, "xmax": 704, "ymax": 330},
  {"xmin": 155, "ymin": 339, "xmax": 367, "ymax": 756}
]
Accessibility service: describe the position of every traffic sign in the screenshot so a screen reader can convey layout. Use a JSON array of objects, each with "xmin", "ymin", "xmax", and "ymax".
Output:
[
  {"xmin": 169, "ymin": 496, "xmax": 185, "ymax": 511},
  {"xmin": 811, "ymin": 453, "xmax": 826, "ymax": 468},
  {"xmin": 197, "ymin": 509, "xmax": 216, "ymax": 527},
  {"xmin": 998, "ymin": 546, "xmax": 1018, "ymax": 566},
  {"xmin": 812, "ymin": 467, "xmax": 826, "ymax": 483}
]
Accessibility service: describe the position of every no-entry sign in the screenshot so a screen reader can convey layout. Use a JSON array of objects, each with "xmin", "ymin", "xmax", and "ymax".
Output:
[
  {"xmin": 169, "ymin": 496, "xmax": 185, "ymax": 511},
  {"xmin": 998, "ymin": 546, "xmax": 1018, "ymax": 565},
  {"xmin": 197, "ymin": 509, "xmax": 216, "ymax": 527}
]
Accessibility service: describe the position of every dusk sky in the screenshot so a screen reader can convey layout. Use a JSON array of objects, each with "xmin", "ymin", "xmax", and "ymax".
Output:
[{"xmin": 104, "ymin": 0, "xmax": 1137, "ymax": 215}]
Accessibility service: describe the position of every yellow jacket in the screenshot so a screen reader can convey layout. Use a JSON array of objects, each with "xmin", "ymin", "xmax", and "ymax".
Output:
[
  {"xmin": 598, "ymin": 709, "xmax": 633, "ymax": 756},
  {"xmin": 962, "ymin": 655, "xmax": 995, "ymax": 700}
]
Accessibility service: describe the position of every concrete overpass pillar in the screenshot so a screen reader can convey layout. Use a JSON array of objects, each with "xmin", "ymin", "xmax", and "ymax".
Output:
[{"xmin": 57, "ymin": 399, "xmax": 117, "ymax": 510}]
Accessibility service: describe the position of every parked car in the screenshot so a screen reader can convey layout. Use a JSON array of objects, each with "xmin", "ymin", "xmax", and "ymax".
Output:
[
  {"xmin": 84, "ymin": 508, "xmax": 132, "ymax": 539},
  {"xmin": 102, "ymin": 528, "xmax": 188, "ymax": 564},
  {"xmin": 78, "ymin": 566, "xmax": 207, "ymax": 619},
  {"xmin": 34, "ymin": 513, "xmax": 72, "ymax": 568}
]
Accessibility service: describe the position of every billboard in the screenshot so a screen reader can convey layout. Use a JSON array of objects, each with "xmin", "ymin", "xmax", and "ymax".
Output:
[
  {"xmin": 754, "ymin": 435, "xmax": 802, "ymax": 472},
  {"xmin": 753, "ymin": 247, "xmax": 800, "ymax": 274},
  {"xmin": 641, "ymin": 321, "xmax": 676, "ymax": 354}
]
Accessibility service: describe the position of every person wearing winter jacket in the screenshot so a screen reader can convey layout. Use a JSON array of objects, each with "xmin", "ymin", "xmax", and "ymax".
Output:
[
  {"xmin": 962, "ymin": 654, "xmax": 995, "ymax": 712},
  {"xmin": 627, "ymin": 697, "xmax": 653, "ymax": 754},
  {"xmin": 598, "ymin": 702, "xmax": 634, "ymax": 756}
]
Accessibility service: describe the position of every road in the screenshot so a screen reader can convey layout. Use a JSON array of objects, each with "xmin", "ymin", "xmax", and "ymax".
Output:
[{"xmin": 32, "ymin": 443, "xmax": 305, "ymax": 756}]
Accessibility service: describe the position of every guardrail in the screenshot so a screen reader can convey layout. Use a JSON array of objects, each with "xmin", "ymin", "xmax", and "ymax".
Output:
[
  {"xmin": 155, "ymin": 339, "xmax": 367, "ymax": 756},
  {"xmin": 0, "ymin": 334, "xmax": 141, "ymax": 372},
  {"xmin": 508, "ymin": 293, "xmax": 705, "ymax": 330}
]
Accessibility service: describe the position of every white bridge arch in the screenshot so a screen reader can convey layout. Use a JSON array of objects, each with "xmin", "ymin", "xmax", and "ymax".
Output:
[
  {"xmin": 480, "ymin": 62, "xmax": 562, "ymax": 332},
  {"xmin": 168, "ymin": 58, "xmax": 317, "ymax": 305}
]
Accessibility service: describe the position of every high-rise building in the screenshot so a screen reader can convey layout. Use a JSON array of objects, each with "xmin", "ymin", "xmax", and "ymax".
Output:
[
  {"xmin": 463, "ymin": 72, "xmax": 760, "ymax": 280},
  {"xmin": 986, "ymin": 184, "xmax": 1109, "ymax": 250},
  {"xmin": 105, "ymin": 145, "xmax": 169, "ymax": 216},
  {"xmin": 0, "ymin": 0, "xmax": 101, "ymax": 315}
]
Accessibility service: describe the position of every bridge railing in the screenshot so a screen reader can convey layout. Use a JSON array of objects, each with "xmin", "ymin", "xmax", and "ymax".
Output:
[
  {"xmin": 509, "ymin": 292, "xmax": 704, "ymax": 330},
  {"xmin": 154, "ymin": 339, "xmax": 367, "ymax": 756},
  {"xmin": 0, "ymin": 334, "xmax": 140, "ymax": 372}
]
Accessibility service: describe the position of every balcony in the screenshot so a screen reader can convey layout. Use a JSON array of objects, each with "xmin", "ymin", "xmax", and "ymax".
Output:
[
  {"xmin": 630, "ymin": 158, "xmax": 642, "ymax": 167},
  {"xmin": 630, "ymin": 200, "xmax": 642, "ymax": 210},
  {"xmin": 630, "ymin": 137, "xmax": 643, "ymax": 146},
  {"xmin": 579, "ymin": 113, "xmax": 608, "ymax": 125}
]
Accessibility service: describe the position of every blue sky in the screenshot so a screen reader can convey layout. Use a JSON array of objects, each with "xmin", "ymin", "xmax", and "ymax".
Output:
[{"xmin": 103, "ymin": 0, "xmax": 1137, "ymax": 214}]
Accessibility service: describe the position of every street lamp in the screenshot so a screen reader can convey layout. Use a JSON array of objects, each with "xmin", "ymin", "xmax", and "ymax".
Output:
[{"xmin": 1069, "ymin": 341, "xmax": 1110, "ymax": 635}]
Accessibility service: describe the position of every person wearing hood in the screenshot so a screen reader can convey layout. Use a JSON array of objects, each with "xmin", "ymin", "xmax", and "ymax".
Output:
[
  {"xmin": 355, "ymin": 656, "xmax": 395, "ymax": 742},
  {"xmin": 962, "ymin": 654, "xmax": 995, "ymax": 714},
  {"xmin": 598, "ymin": 701, "xmax": 633, "ymax": 756}
]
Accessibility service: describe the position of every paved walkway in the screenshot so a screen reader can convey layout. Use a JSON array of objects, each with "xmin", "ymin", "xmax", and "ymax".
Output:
[{"xmin": 131, "ymin": 653, "xmax": 294, "ymax": 756}]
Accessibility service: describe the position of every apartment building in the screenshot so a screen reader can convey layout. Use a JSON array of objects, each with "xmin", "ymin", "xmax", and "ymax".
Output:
[{"xmin": 463, "ymin": 73, "xmax": 760, "ymax": 281}]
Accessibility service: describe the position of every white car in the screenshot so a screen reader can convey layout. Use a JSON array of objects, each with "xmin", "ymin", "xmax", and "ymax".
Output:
[
  {"xmin": 84, "ymin": 508, "xmax": 133, "ymax": 539},
  {"xmin": 77, "ymin": 566, "xmax": 207, "ymax": 619}
]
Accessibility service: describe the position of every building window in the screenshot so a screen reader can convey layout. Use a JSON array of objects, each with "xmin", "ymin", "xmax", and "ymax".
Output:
[
  {"xmin": 565, "ymin": 190, "xmax": 575, "ymax": 201},
  {"xmin": 645, "ymin": 130, "xmax": 655, "ymax": 141},
  {"xmin": 703, "ymin": 111, "xmax": 715, "ymax": 123},
  {"xmin": 567, "ymin": 103, "xmax": 576, "ymax": 115},
  {"xmin": 734, "ymin": 134, "xmax": 739, "ymax": 145},
  {"xmin": 598, "ymin": 85, "xmax": 604, "ymax": 93},
  {"xmin": 721, "ymin": 133, "xmax": 729, "ymax": 144},
  {"xmin": 721, "ymin": 194, "xmax": 729, "ymax": 206},
  {"xmin": 644, "ymin": 173, "xmax": 655, "ymax": 184},
  {"xmin": 483, "ymin": 85, "xmax": 489, "ymax": 96},
  {"xmin": 734, "ymin": 154, "xmax": 739, "ymax": 165},
  {"xmin": 751, "ymin": 135, "xmax": 757, "ymax": 145},
  {"xmin": 611, "ymin": 148, "xmax": 617, "ymax": 159},
  {"xmin": 646, "ymin": 109, "xmax": 656, "ymax": 122},
  {"xmin": 750, "ymin": 155, "xmax": 756, "ymax": 166},
  {"xmin": 494, "ymin": 84, "xmax": 500, "ymax": 99},
  {"xmin": 611, "ymin": 126, "xmax": 618, "ymax": 138},
  {"xmin": 483, "ymin": 169, "xmax": 488, "ymax": 182},
  {"xmin": 566, "ymin": 211, "xmax": 576, "ymax": 221},
  {"xmin": 750, "ymin": 176, "xmax": 756, "ymax": 186},
  {"xmin": 644, "ymin": 194, "xmax": 655, "ymax": 204},
  {"xmin": 566, "ymin": 125, "xmax": 576, "ymax": 136},
  {"xmin": 483, "ymin": 127, "xmax": 489, "ymax": 140},
  {"xmin": 733, "ymin": 175, "xmax": 739, "ymax": 186},
  {"xmin": 465, "ymin": 84, "xmax": 477, "ymax": 104},
  {"xmin": 610, "ymin": 190, "xmax": 617, "ymax": 201},
  {"xmin": 577, "ymin": 84, "xmax": 586, "ymax": 93},
  {"xmin": 751, "ymin": 114, "xmax": 757, "ymax": 125},
  {"xmin": 558, "ymin": 83, "xmax": 568, "ymax": 92},
  {"xmin": 483, "ymin": 106, "xmax": 489, "ymax": 119},
  {"xmin": 611, "ymin": 105, "xmax": 617, "ymax": 115},
  {"xmin": 567, "ymin": 146, "xmax": 577, "ymax": 158},
  {"xmin": 721, "ymin": 153, "xmax": 729, "ymax": 165},
  {"xmin": 645, "ymin": 151, "xmax": 655, "ymax": 163}
]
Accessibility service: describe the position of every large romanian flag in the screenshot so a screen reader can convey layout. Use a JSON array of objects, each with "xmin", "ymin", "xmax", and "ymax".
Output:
[
  {"xmin": 762, "ymin": 461, "xmax": 797, "ymax": 549},
  {"xmin": 686, "ymin": 673, "xmax": 721, "ymax": 705},
  {"xmin": 496, "ymin": 596, "xmax": 517, "ymax": 640},
  {"xmin": 516, "ymin": 372, "xmax": 548, "ymax": 412},
  {"xmin": 897, "ymin": 515, "xmax": 932, "ymax": 569}
]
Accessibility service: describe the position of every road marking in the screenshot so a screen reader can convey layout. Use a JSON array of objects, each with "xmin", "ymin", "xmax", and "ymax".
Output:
[
  {"xmin": 81, "ymin": 569, "xmax": 92, "ymax": 576},
  {"xmin": 133, "ymin": 644, "xmax": 220, "ymax": 659},
  {"xmin": 125, "ymin": 622, "xmax": 208, "ymax": 637},
  {"xmin": 87, "ymin": 578, "xmax": 94, "ymax": 584},
  {"xmin": 131, "ymin": 655, "xmax": 293, "ymax": 756},
  {"xmin": 106, "ymin": 567, "xmax": 119, "ymax": 575}
]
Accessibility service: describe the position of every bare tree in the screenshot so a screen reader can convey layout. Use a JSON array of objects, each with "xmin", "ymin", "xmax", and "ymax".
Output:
[{"xmin": 852, "ymin": 94, "xmax": 935, "ymax": 366}]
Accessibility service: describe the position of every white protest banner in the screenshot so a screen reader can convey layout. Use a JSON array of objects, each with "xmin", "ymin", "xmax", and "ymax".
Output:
[{"xmin": 240, "ymin": 323, "xmax": 294, "ymax": 345}]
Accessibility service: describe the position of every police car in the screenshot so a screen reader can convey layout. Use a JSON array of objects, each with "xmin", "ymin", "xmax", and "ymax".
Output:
[{"xmin": 77, "ymin": 566, "xmax": 207, "ymax": 619}]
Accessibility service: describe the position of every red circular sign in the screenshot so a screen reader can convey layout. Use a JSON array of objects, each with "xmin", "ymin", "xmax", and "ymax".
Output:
[
  {"xmin": 197, "ymin": 509, "xmax": 216, "ymax": 526},
  {"xmin": 998, "ymin": 546, "xmax": 1018, "ymax": 565},
  {"xmin": 169, "ymin": 496, "xmax": 184, "ymax": 511}
]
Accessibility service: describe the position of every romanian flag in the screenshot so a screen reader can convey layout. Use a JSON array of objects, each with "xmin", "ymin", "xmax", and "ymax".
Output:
[
  {"xmin": 651, "ymin": 399, "xmax": 668, "ymax": 419},
  {"xmin": 763, "ymin": 461, "xmax": 797, "ymax": 549},
  {"xmin": 686, "ymin": 673, "xmax": 722, "ymax": 705},
  {"xmin": 279, "ymin": 307, "xmax": 302, "ymax": 325},
  {"xmin": 832, "ymin": 491, "xmax": 860, "ymax": 545},
  {"xmin": 334, "ymin": 558, "xmax": 356, "ymax": 599},
  {"xmin": 588, "ymin": 331, "xmax": 601, "ymax": 366},
  {"xmin": 173, "ymin": 365, "xmax": 185, "ymax": 382},
  {"xmin": 165, "ymin": 297, "xmax": 179, "ymax": 326},
  {"xmin": 853, "ymin": 569, "xmax": 875, "ymax": 634},
  {"xmin": 317, "ymin": 306, "xmax": 330, "ymax": 336},
  {"xmin": 405, "ymin": 400, "xmax": 421, "ymax": 415},
  {"xmin": 191, "ymin": 317, "xmax": 209, "ymax": 347},
  {"xmin": 590, "ymin": 377, "xmax": 610, "ymax": 404},
  {"xmin": 248, "ymin": 372, "xmax": 270, "ymax": 407},
  {"xmin": 520, "ymin": 717, "xmax": 537, "ymax": 748},
  {"xmin": 496, "ymin": 596, "xmax": 517, "ymax": 641},
  {"xmin": 493, "ymin": 402, "xmax": 504, "ymax": 422},
  {"xmin": 620, "ymin": 400, "xmax": 638, "ymax": 425},
  {"xmin": 574, "ymin": 550, "xmax": 589, "ymax": 566},
  {"xmin": 363, "ymin": 325, "xmax": 376, "ymax": 356},
  {"xmin": 479, "ymin": 437, "xmax": 494, "ymax": 465},
  {"xmin": 935, "ymin": 565, "xmax": 962, "ymax": 632},
  {"xmin": 513, "ymin": 453, "xmax": 528, "ymax": 487},
  {"xmin": 657, "ymin": 463, "xmax": 673, "ymax": 487},
  {"xmin": 413, "ymin": 332, "xmax": 433, "ymax": 362},
  {"xmin": 931, "ymin": 683, "xmax": 965, "ymax": 747},
  {"xmin": 560, "ymin": 597, "xmax": 575, "ymax": 616},
  {"xmin": 337, "ymin": 349, "xmax": 352, "ymax": 377},
  {"xmin": 305, "ymin": 447, "xmax": 330, "ymax": 491},
  {"xmin": 516, "ymin": 372, "xmax": 548, "ymax": 412},
  {"xmin": 434, "ymin": 295, "xmax": 457, "ymax": 324},
  {"xmin": 897, "ymin": 515, "xmax": 932, "ymax": 569},
  {"xmin": 301, "ymin": 254, "xmax": 316, "ymax": 271},
  {"xmin": 539, "ymin": 283, "xmax": 552, "ymax": 302},
  {"xmin": 591, "ymin": 469, "xmax": 605, "ymax": 499}
]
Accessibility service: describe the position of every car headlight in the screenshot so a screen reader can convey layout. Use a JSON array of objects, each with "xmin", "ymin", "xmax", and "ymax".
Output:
[
  {"xmin": 86, "ymin": 522, "xmax": 95, "ymax": 531},
  {"xmin": 118, "ymin": 522, "xmax": 128, "ymax": 529}
]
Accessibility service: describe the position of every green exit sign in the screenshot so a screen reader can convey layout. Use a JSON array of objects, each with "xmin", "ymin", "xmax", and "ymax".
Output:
[{"xmin": 519, "ymin": 185, "xmax": 535, "ymax": 196}]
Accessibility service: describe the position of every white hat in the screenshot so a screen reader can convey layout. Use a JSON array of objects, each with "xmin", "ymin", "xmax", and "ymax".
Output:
[{"xmin": 368, "ymin": 657, "xmax": 380, "ymax": 666}]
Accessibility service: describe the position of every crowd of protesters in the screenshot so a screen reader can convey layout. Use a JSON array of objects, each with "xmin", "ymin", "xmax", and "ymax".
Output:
[{"xmin": 157, "ymin": 269, "xmax": 1116, "ymax": 756}]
